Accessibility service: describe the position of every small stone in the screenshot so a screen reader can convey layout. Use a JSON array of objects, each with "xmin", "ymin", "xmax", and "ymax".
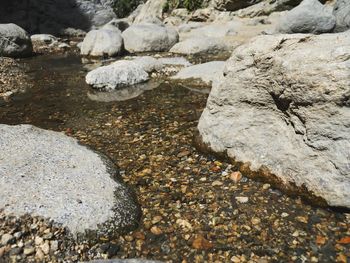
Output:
[
  {"xmin": 192, "ymin": 235, "xmax": 213, "ymax": 250},
  {"xmin": 231, "ymin": 255, "xmax": 241, "ymax": 263},
  {"xmin": 292, "ymin": 231, "xmax": 299, "ymax": 237},
  {"xmin": 107, "ymin": 243, "xmax": 120, "ymax": 257},
  {"xmin": 9, "ymin": 247, "xmax": 23, "ymax": 256},
  {"xmin": 235, "ymin": 196, "xmax": 249, "ymax": 203},
  {"xmin": 296, "ymin": 216, "xmax": 308, "ymax": 224},
  {"xmin": 40, "ymin": 242, "xmax": 50, "ymax": 255},
  {"xmin": 212, "ymin": 180, "xmax": 223, "ymax": 186},
  {"xmin": 177, "ymin": 150, "xmax": 190, "ymax": 158},
  {"xmin": 35, "ymin": 236, "xmax": 44, "ymax": 246},
  {"xmin": 124, "ymin": 235, "xmax": 134, "ymax": 242},
  {"xmin": 262, "ymin": 183, "xmax": 270, "ymax": 190},
  {"xmin": 251, "ymin": 217, "xmax": 261, "ymax": 225},
  {"xmin": 230, "ymin": 171, "xmax": 242, "ymax": 183},
  {"xmin": 1, "ymin": 233, "xmax": 14, "ymax": 245},
  {"xmin": 23, "ymin": 246, "xmax": 35, "ymax": 255},
  {"xmin": 50, "ymin": 240, "xmax": 59, "ymax": 252},
  {"xmin": 152, "ymin": 215, "xmax": 163, "ymax": 224},
  {"xmin": 133, "ymin": 232, "xmax": 145, "ymax": 240},
  {"xmin": 35, "ymin": 248, "xmax": 45, "ymax": 261},
  {"xmin": 13, "ymin": 232, "xmax": 22, "ymax": 240},
  {"xmin": 42, "ymin": 233, "xmax": 54, "ymax": 240},
  {"xmin": 150, "ymin": 226, "xmax": 163, "ymax": 235},
  {"xmin": 281, "ymin": 212, "xmax": 289, "ymax": 218}
]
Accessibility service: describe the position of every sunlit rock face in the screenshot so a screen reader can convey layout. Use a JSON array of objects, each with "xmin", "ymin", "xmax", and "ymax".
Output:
[{"xmin": 198, "ymin": 32, "xmax": 350, "ymax": 208}]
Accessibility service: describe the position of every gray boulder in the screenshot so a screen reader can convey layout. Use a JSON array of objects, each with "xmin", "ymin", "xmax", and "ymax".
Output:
[
  {"xmin": 122, "ymin": 23, "xmax": 179, "ymax": 53},
  {"xmin": 333, "ymin": 0, "xmax": 350, "ymax": 32},
  {"xmin": 198, "ymin": 33, "xmax": 350, "ymax": 208},
  {"xmin": 86, "ymin": 60, "xmax": 149, "ymax": 90},
  {"xmin": 30, "ymin": 34, "xmax": 57, "ymax": 44},
  {"xmin": 170, "ymin": 37, "xmax": 228, "ymax": 55},
  {"xmin": 172, "ymin": 61, "xmax": 225, "ymax": 85},
  {"xmin": 276, "ymin": 0, "xmax": 336, "ymax": 34},
  {"xmin": 0, "ymin": 24, "xmax": 32, "ymax": 57},
  {"xmin": 133, "ymin": 0, "xmax": 167, "ymax": 24},
  {"xmin": 0, "ymin": 124, "xmax": 140, "ymax": 237},
  {"xmin": 81, "ymin": 26, "xmax": 123, "ymax": 57},
  {"xmin": 233, "ymin": 0, "xmax": 324, "ymax": 18}
]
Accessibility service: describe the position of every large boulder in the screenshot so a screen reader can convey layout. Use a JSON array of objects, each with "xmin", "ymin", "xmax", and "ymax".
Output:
[
  {"xmin": 333, "ymin": 0, "xmax": 350, "ymax": 32},
  {"xmin": 170, "ymin": 37, "xmax": 228, "ymax": 55},
  {"xmin": 277, "ymin": 0, "xmax": 336, "ymax": 34},
  {"xmin": 133, "ymin": 0, "xmax": 167, "ymax": 24},
  {"xmin": 0, "ymin": 24, "xmax": 33, "ymax": 57},
  {"xmin": 86, "ymin": 60, "xmax": 149, "ymax": 91},
  {"xmin": 233, "ymin": 0, "xmax": 324, "ymax": 18},
  {"xmin": 0, "ymin": 124, "xmax": 140, "ymax": 237},
  {"xmin": 188, "ymin": 22, "xmax": 238, "ymax": 38},
  {"xmin": 0, "ymin": 0, "xmax": 117, "ymax": 34},
  {"xmin": 81, "ymin": 25, "xmax": 123, "ymax": 57},
  {"xmin": 122, "ymin": 22, "xmax": 179, "ymax": 53},
  {"xmin": 198, "ymin": 33, "xmax": 350, "ymax": 208}
]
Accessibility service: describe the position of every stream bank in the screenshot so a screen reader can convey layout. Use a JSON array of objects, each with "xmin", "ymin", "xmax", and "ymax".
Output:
[{"xmin": 0, "ymin": 53, "xmax": 349, "ymax": 262}]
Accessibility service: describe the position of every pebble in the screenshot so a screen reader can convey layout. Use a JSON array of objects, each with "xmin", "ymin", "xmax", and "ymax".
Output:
[
  {"xmin": 230, "ymin": 171, "xmax": 242, "ymax": 183},
  {"xmin": 35, "ymin": 248, "xmax": 45, "ymax": 261},
  {"xmin": 35, "ymin": 236, "xmax": 44, "ymax": 246},
  {"xmin": 41, "ymin": 242, "xmax": 50, "ymax": 255},
  {"xmin": 1, "ymin": 233, "xmax": 14, "ymax": 245},
  {"xmin": 150, "ymin": 226, "xmax": 163, "ymax": 235},
  {"xmin": 212, "ymin": 180, "xmax": 223, "ymax": 186},
  {"xmin": 23, "ymin": 246, "xmax": 35, "ymax": 255},
  {"xmin": 235, "ymin": 196, "xmax": 249, "ymax": 203},
  {"xmin": 281, "ymin": 212, "xmax": 289, "ymax": 218},
  {"xmin": 50, "ymin": 240, "xmax": 59, "ymax": 252},
  {"xmin": 262, "ymin": 183, "xmax": 270, "ymax": 190}
]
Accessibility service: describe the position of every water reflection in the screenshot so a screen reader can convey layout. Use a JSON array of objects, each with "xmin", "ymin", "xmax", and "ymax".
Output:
[{"xmin": 87, "ymin": 80, "xmax": 162, "ymax": 102}]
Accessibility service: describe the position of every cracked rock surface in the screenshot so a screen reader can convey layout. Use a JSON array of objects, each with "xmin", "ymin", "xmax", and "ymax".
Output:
[{"xmin": 198, "ymin": 32, "xmax": 350, "ymax": 208}]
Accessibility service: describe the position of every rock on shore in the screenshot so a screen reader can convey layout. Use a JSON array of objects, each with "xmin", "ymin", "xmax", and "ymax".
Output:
[
  {"xmin": 198, "ymin": 32, "xmax": 350, "ymax": 208},
  {"xmin": 0, "ymin": 23, "xmax": 32, "ymax": 57},
  {"xmin": 0, "ymin": 124, "xmax": 140, "ymax": 238}
]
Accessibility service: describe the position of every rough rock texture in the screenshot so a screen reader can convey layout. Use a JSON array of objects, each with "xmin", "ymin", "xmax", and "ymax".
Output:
[
  {"xmin": 0, "ymin": 0, "xmax": 116, "ymax": 34},
  {"xmin": 130, "ymin": 56, "xmax": 163, "ymax": 73},
  {"xmin": 122, "ymin": 23, "xmax": 179, "ymax": 53},
  {"xmin": 86, "ymin": 60, "xmax": 149, "ymax": 90},
  {"xmin": 170, "ymin": 37, "xmax": 228, "ymax": 55},
  {"xmin": 198, "ymin": 33, "xmax": 350, "ymax": 208},
  {"xmin": 277, "ymin": 0, "xmax": 336, "ymax": 34},
  {"xmin": 234, "ymin": 0, "xmax": 306, "ymax": 17},
  {"xmin": 0, "ymin": 124, "xmax": 140, "ymax": 237},
  {"xmin": 81, "ymin": 26, "xmax": 123, "ymax": 57},
  {"xmin": 30, "ymin": 34, "xmax": 57, "ymax": 44},
  {"xmin": 172, "ymin": 61, "xmax": 225, "ymax": 85},
  {"xmin": 333, "ymin": 0, "xmax": 350, "ymax": 32},
  {"xmin": 0, "ymin": 24, "xmax": 33, "ymax": 57},
  {"xmin": 133, "ymin": 0, "xmax": 167, "ymax": 24},
  {"xmin": 210, "ymin": 0, "xmax": 263, "ymax": 11}
]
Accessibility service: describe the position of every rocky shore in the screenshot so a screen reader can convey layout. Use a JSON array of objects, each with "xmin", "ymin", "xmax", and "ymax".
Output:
[{"xmin": 0, "ymin": 0, "xmax": 349, "ymax": 262}]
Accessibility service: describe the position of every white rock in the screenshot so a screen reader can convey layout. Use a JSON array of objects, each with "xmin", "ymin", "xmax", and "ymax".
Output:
[
  {"xmin": 0, "ymin": 124, "xmax": 140, "ymax": 236},
  {"xmin": 198, "ymin": 32, "xmax": 350, "ymax": 208},
  {"xmin": 81, "ymin": 26, "xmax": 123, "ymax": 57},
  {"xmin": 86, "ymin": 60, "xmax": 149, "ymax": 91}
]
